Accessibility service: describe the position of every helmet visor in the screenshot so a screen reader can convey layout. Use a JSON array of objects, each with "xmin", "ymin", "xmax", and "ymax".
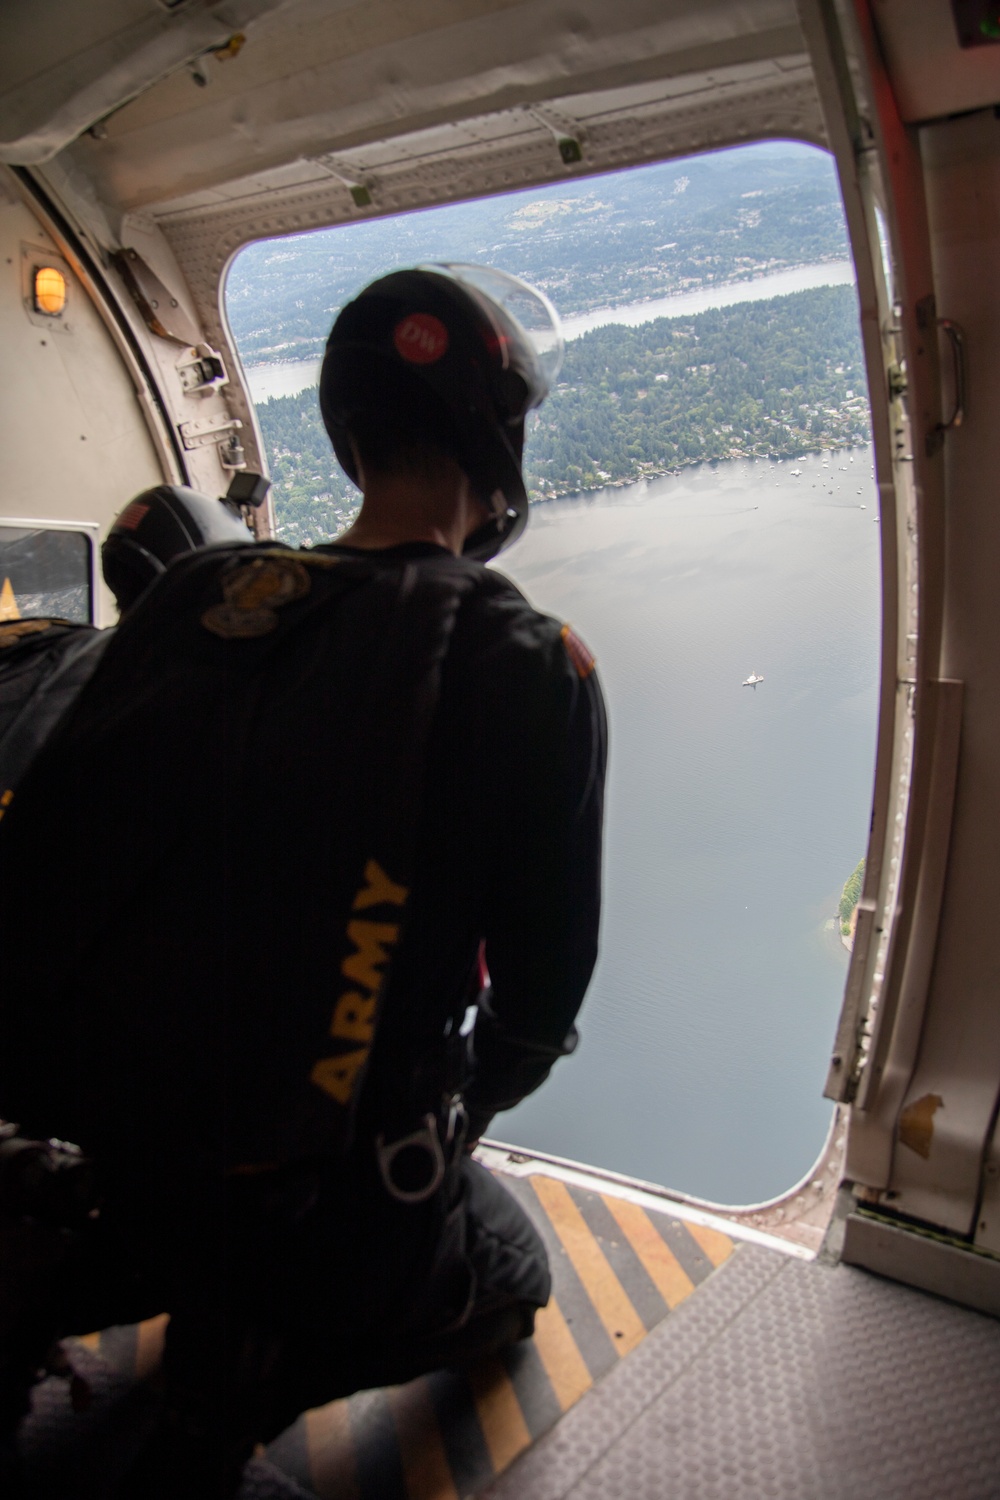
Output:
[{"xmin": 421, "ymin": 263, "xmax": 564, "ymax": 396}]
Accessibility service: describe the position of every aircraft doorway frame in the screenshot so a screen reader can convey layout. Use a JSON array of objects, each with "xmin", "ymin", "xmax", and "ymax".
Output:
[{"xmin": 799, "ymin": 1, "xmax": 1000, "ymax": 1304}]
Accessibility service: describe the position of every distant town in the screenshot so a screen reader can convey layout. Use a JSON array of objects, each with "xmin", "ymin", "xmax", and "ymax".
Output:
[{"xmin": 228, "ymin": 144, "xmax": 868, "ymax": 546}]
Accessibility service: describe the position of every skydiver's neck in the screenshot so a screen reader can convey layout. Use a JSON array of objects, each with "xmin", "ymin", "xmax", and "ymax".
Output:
[{"xmin": 333, "ymin": 463, "xmax": 489, "ymax": 557}]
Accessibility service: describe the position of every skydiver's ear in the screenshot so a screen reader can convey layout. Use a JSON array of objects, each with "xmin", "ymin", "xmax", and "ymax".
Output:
[
  {"xmin": 349, "ymin": 437, "xmax": 368, "ymax": 493},
  {"xmin": 461, "ymin": 483, "xmax": 494, "ymax": 545}
]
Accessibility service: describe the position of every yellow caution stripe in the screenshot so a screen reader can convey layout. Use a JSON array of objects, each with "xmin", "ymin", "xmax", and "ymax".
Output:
[
  {"xmin": 69, "ymin": 1171, "xmax": 735, "ymax": 1500},
  {"xmin": 530, "ymin": 1175, "xmax": 646, "ymax": 1356},
  {"xmin": 297, "ymin": 1173, "xmax": 734, "ymax": 1498}
]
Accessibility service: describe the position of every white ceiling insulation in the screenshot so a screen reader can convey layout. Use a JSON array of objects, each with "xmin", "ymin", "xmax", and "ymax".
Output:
[
  {"xmin": 0, "ymin": 0, "xmax": 295, "ymax": 164},
  {"xmin": 6, "ymin": 0, "xmax": 805, "ymax": 212}
]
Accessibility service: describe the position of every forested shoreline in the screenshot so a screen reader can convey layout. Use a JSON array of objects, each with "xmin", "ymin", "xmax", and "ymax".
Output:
[
  {"xmin": 229, "ymin": 145, "xmax": 848, "ymax": 366},
  {"xmin": 257, "ymin": 284, "xmax": 870, "ymax": 546}
]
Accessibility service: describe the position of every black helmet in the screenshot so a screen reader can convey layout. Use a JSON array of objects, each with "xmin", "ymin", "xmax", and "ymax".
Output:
[
  {"xmin": 102, "ymin": 484, "xmax": 254, "ymax": 612},
  {"xmin": 319, "ymin": 264, "xmax": 563, "ymax": 561}
]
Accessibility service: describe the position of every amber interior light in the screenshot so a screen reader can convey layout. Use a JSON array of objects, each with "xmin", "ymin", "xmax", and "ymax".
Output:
[{"xmin": 34, "ymin": 266, "xmax": 67, "ymax": 316}]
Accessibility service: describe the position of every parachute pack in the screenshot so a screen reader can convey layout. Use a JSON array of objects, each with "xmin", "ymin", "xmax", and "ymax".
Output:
[
  {"xmin": 0, "ymin": 619, "xmax": 112, "ymax": 818},
  {"xmin": 0, "ymin": 544, "xmax": 482, "ymax": 1172}
]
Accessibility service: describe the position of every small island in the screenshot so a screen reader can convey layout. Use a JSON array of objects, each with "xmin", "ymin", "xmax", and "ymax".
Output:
[{"xmin": 839, "ymin": 858, "xmax": 866, "ymax": 950}]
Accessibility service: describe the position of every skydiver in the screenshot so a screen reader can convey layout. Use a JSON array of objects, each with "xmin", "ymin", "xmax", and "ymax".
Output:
[
  {"xmin": 0, "ymin": 266, "xmax": 607, "ymax": 1498},
  {"xmin": 0, "ymin": 484, "xmax": 254, "ymax": 1488},
  {"xmin": 0, "ymin": 484, "xmax": 254, "ymax": 816}
]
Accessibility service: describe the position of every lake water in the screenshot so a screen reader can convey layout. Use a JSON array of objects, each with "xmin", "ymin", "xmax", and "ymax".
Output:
[
  {"xmin": 243, "ymin": 260, "xmax": 856, "ymax": 404},
  {"xmin": 493, "ymin": 447, "xmax": 880, "ymax": 1205}
]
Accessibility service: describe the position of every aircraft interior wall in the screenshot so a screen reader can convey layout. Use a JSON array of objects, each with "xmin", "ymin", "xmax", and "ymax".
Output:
[
  {"xmin": 891, "ymin": 107, "xmax": 1000, "ymax": 1252},
  {"xmin": 0, "ymin": 178, "xmax": 164, "ymax": 627}
]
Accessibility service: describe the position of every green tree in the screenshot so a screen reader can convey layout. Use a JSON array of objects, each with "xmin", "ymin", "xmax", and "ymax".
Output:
[{"xmin": 839, "ymin": 858, "xmax": 866, "ymax": 935}]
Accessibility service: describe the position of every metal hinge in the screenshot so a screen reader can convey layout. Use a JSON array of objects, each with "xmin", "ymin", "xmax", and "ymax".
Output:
[
  {"xmin": 178, "ymin": 413, "xmax": 242, "ymax": 451},
  {"xmin": 176, "ymin": 344, "xmax": 229, "ymax": 396},
  {"xmin": 177, "ymin": 412, "xmax": 246, "ymax": 470}
]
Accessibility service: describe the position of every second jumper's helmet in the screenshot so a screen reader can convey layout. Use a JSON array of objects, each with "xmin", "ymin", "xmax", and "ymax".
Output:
[
  {"xmin": 101, "ymin": 485, "xmax": 254, "ymax": 613},
  {"xmin": 319, "ymin": 264, "xmax": 564, "ymax": 561}
]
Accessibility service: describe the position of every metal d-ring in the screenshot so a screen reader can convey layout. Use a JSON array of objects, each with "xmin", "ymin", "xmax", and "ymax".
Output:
[{"xmin": 375, "ymin": 1114, "xmax": 446, "ymax": 1203}]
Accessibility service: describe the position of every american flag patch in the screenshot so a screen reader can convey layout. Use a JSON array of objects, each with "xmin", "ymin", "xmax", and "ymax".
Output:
[
  {"xmin": 560, "ymin": 623, "xmax": 596, "ymax": 680},
  {"xmin": 114, "ymin": 501, "xmax": 151, "ymax": 532}
]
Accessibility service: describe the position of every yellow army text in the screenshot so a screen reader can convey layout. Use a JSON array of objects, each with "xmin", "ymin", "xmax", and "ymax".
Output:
[{"xmin": 310, "ymin": 859, "xmax": 408, "ymax": 1106}]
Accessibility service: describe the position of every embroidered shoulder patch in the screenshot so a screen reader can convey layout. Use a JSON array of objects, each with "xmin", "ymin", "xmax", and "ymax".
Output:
[
  {"xmin": 201, "ymin": 555, "xmax": 310, "ymax": 639},
  {"xmin": 560, "ymin": 622, "xmax": 596, "ymax": 680}
]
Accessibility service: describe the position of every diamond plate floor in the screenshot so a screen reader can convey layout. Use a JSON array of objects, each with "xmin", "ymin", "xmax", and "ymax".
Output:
[{"xmin": 483, "ymin": 1243, "xmax": 1000, "ymax": 1500}]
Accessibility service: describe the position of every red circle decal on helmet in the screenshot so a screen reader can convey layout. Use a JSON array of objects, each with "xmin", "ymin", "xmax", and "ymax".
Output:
[{"xmin": 393, "ymin": 312, "xmax": 449, "ymax": 364}]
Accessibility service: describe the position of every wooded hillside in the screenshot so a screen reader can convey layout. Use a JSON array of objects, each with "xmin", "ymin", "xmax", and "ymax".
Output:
[{"xmin": 257, "ymin": 284, "xmax": 870, "ymax": 546}]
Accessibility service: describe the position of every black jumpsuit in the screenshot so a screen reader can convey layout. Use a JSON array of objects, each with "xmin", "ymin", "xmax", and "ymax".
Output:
[{"xmin": 0, "ymin": 540, "xmax": 607, "ymax": 1456}]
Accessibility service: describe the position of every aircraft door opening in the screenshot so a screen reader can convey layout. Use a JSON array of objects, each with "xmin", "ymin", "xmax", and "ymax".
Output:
[{"xmin": 224, "ymin": 142, "xmax": 882, "ymax": 1211}]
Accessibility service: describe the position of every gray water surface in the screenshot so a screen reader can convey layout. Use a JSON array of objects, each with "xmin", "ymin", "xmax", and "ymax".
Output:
[{"xmin": 495, "ymin": 449, "xmax": 881, "ymax": 1204}]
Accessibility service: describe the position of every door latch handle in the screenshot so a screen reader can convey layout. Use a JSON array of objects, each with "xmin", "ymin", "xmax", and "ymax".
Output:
[{"xmin": 937, "ymin": 318, "xmax": 966, "ymax": 432}]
